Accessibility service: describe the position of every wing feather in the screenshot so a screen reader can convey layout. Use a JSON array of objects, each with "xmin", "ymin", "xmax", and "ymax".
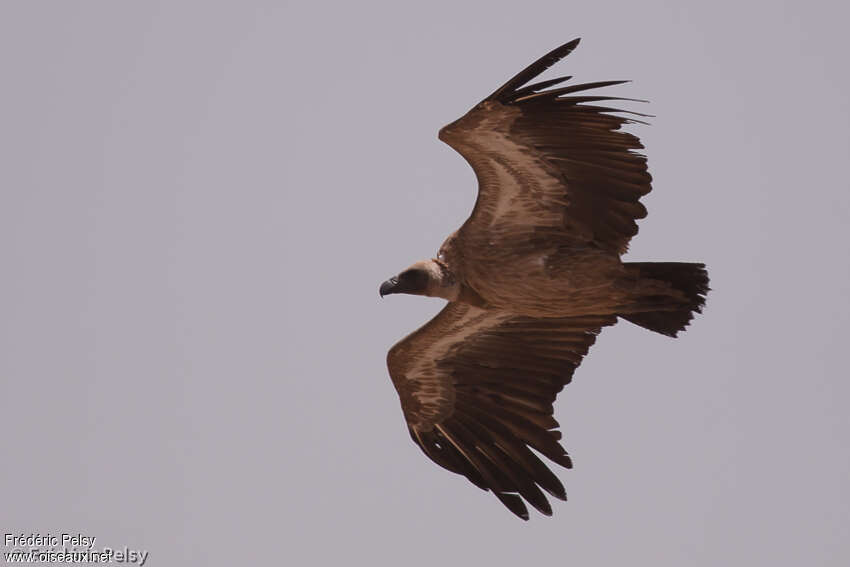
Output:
[
  {"xmin": 510, "ymin": 75, "xmax": 573, "ymax": 100},
  {"xmin": 487, "ymin": 38, "xmax": 582, "ymax": 103}
]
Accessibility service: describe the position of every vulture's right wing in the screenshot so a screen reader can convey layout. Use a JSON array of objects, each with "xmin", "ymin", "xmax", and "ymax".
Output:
[{"xmin": 386, "ymin": 302, "xmax": 617, "ymax": 519}]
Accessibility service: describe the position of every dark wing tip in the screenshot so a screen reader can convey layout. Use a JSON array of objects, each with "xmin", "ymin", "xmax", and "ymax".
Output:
[
  {"xmin": 496, "ymin": 492, "xmax": 530, "ymax": 520},
  {"xmin": 513, "ymin": 79, "xmax": 632, "ymax": 103},
  {"xmin": 487, "ymin": 38, "xmax": 582, "ymax": 103}
]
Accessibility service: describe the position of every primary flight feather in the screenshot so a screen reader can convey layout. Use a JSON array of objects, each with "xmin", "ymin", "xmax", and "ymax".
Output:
[{"xmin": 379, "ymin": 38, "xmax": 709, "ymax": 520}]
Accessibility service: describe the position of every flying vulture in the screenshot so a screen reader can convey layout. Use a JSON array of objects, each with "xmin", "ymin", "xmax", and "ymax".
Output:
[{"xmin": 379, "ymin": 38, "xmax": 709, "ymax": 520}]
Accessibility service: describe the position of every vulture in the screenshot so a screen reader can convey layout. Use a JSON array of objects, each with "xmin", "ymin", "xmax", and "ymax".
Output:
[{"xmin": 379, "ymin": 38, "xmax": 709, "ymax": 520}]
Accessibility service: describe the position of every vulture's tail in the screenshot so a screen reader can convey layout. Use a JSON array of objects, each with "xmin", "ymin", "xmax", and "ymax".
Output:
[{"xmin": 621, "ymin": 262, "xmax": 709, "ymax": 337}]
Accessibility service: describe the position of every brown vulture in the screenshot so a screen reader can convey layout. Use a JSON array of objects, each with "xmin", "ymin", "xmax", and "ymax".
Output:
[{"xmin": 379, "ymin": 39, "xmax": 709, "ymax": 520}]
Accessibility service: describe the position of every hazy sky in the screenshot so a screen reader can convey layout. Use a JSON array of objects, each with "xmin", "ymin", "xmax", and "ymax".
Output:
[{"xmin": 2, "ymin": 1, "xmax": 848, "ymax": 565}]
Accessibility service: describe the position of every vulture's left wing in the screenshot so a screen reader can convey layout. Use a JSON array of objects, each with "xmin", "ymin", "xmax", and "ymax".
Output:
[
  {"xmin": 387, "ymin": 302, "xmax": 616, "ymax": 519},
  {"xmin": 439, "ymin": 38, "xmax": 652, "ymax": 258}
]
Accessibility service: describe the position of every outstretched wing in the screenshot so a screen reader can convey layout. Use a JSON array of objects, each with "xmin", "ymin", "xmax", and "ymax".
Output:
[
  {"xmin": 439, "ymin": 38, "xmax": 652, "ymax": 257},
  {"xmin": 387, "ymin": 302, "xmax": 617, "ymax": 519}
]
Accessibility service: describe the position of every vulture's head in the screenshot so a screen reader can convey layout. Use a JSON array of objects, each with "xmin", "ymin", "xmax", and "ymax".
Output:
[{"xmin": 379, "ymin": 260, "xmax": 458, "ymax": 300}]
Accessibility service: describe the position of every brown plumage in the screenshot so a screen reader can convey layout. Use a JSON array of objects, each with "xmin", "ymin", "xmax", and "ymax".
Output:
[{"xmin": 379, "ymin": 39, "xmax": 709, "ymax": 520}]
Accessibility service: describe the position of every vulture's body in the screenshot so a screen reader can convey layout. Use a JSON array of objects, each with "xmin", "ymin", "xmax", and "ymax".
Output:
[{"xmin": 379, "ymin": 39, "xmax": 709, "ymax": 520}]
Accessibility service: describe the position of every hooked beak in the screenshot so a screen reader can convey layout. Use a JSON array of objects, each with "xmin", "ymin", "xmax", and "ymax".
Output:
[{"xmin": 379, "ymin": 277, "xmax": 400, "ymax": 297}]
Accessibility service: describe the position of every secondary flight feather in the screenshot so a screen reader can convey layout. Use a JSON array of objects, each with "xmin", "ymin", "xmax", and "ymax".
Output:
[{"xmin": 379, "ymin": 38, "xmax": 709, "ymax": 520}]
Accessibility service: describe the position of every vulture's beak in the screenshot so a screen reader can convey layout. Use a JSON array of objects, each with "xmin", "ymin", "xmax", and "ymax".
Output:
[{"xmin": 379, "ymin": 277, "xmax": 400, "ymax": 297}]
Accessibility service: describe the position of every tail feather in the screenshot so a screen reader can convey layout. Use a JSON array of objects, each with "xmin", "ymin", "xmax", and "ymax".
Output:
[{"xmin": 621, "ymin": 262, "xmax": 709, "ymax": 337}]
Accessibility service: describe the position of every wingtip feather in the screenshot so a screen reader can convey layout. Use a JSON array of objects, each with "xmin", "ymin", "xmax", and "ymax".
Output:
[{"xmin": 487, "ymin": 38, "xmax": 583, "ymax": 103}]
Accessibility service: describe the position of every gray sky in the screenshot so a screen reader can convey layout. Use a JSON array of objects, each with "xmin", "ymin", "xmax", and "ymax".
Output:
[{"xmin": 2, "ymin": 1, "xmax": 848, "ymax": 565}]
